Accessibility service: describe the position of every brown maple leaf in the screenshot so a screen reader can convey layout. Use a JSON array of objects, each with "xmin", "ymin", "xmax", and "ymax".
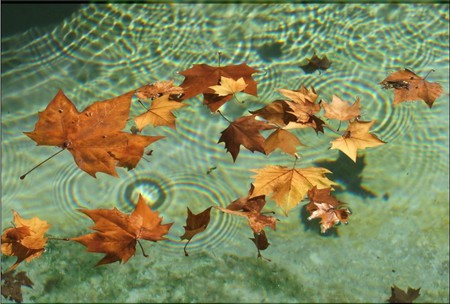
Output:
[
  {"xmin": 380, "ymin": 68, "xmax": 443, "ymax": 108},
  {"xmin": 249, "ymin": 230, "xmax": 271, "ymax": 261},
  {"xmin": 134, "ymin": 94, "xmax": 188, "ymax": 130},
  {"xmin": 264, "ymin": 128, "xmax": 304, "ymax": 156},
  {"xmin": 24, "ymin": 90, "xmax": 164, "ymax": 178},
  {"xmin": 135, "ymin": 80, "xmax": 183, "ymax": 101},
  {"xmin": 322, "ymin": 95, "xmax": 361, "ymax": 121},
  {"xmin": 178, "ymin": 63, "xmax": 259, "ymax": 112},
  {"xmin": 330, "ymin": 120, "xmax": 386, "ymax": 162},
  {"xmin": 300, "ymin": 52, "xmax": 331, "ymax": 74},
  {"xmin": 387, "ymin": 285, "xmax": 421, "ymax": 303},
  {"xmin": 250, "ymin": 100, "xmax": 297, "ymax": 127},
  {"xmin": 1, "ymin": 211, "xmax": 50, "ymax": 272},
  {"xmin": 180, "ymin": 206, "xmax": 212, "ymax": 256},
  {"xmin": 71, "ymin": 194, "xmax": 173, "ymax": 266},
  {"xmin": 218, "ymin": 114, "xmax": 274, "ymax": 162},
  {"xmin": 1, "ymin": 270, "xmax": 34, "ymax": 303},
  {"xmin": 216, "ymin": 185, "xmax": 277, "ymax": 234},
  {"xmin": 251, "ymin": 165, "xmax": 336, "ymax": 215},
  {"xmin": 305, "ymin": 186, "xmax": 351, "ymax": 233}
]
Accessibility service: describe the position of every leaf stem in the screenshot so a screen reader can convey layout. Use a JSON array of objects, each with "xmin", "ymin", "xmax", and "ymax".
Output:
[
  {"xmin": 423, "ymin": 69, "xmax": 435, "ymax": 80},
  {"xmin": 20, "ymin": 148, "xmax": 65, "ymax": 180},
  {"xmin": 183, "ymin": 239, "xmax": 191, "ymax": 257},
  {"xmin": 217, "ymin": 110, "xmax": 232, "ymax": 124},
  {"xmin": 48, "ymin": 237, "xmax": 70, "ymax": 241},
  {"xmin": 137, "ymin": 240, "xmax": 149, "ymax": 258}
]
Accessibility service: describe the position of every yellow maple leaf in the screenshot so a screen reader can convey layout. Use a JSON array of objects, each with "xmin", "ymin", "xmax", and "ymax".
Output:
[
  {"xmin": 264, "ymin": 129, "xmax": 304, "ymax": 156},
  {"xmin": 134, "ymin": 94, "xmax": 188, "ymax": 130},
  {"xmin": 1, "ymin": 211, "xmax": 50, "ymax": 271},
  {"xmin": 209, "ymin": 76, "xmax": 248, "ymax": 96},
  {"xmin": 278, "ymin": 85, "xmax": 319, "ymax": 104},
  {"xmin": 251, "ymin": 165, "xmax": 336, "ymax": 215},
  {"xmin": 330, "ymin": 120, "xmax": 386, "ymax": 162}
]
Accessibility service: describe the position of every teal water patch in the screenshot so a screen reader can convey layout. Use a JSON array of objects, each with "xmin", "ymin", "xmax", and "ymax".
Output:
[{"xmin": 1, "ymin": 3, "xmax": 449, "ymax": 303}]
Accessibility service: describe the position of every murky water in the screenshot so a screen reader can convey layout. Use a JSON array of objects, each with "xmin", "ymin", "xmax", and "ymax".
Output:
[{"xmin": 1, "ymin": 3, "xmax": 449, "ymax": 303}]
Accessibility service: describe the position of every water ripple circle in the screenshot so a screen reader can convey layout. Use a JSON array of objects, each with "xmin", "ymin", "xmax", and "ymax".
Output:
[{"xmin": 117, "ymin": 170, "xmax": 240, "ymax": 255}]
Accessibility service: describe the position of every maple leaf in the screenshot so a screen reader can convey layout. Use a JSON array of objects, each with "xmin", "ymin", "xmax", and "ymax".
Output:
[
  {"xmin": 71, "ymin": 194, "xmax": 173, "ymax": 266},
  {"xmin": 380, "ymin": 68, "xmax": 443, "ymax": 108},
  {"xmin": 330, "ymin": 120, "xmax": 386, "ymax": 162},
  {"xmin": 251, "ymin": 165, "xmax": 336, "ymax": 215},
  {"xmin": 218, "ymin": 114, "xmax": 274, "ymax": 162},
  {"xmin": 249, "ymin": 230, "xmax": 271, "ymax": 261},
  {"xmin": 322, "ymin": 95, "xmax": 361, "ymax": 121},
  {"xmin": 264, "ymin": 129, "xmax": 304, "ymax": 156},
  {"xmin": 180, "ymin": 207, "xmax": 212, "ymax": 256},
  {"xmin": 305, "ymin": 187, "xmax": 351, "ymax": 233},
  {"xmin": 1, "ymin": 211, "xmax": 50, "ymax": 272},
  {"xmin": 209, "ymin": 76, "xmax": 248, "ymax": 96},
  {"xmin": 1, "ymin": 270, "xmax": 34, "ymax": 303},
  {"xmin": 278, "ymin": 86, "xmax": 319, "ymax": 104},
  {"xmin": 387, "ymin": 285, "xmax": 421, "ymax": 303},
  {"xmin": 250, "ymin": 100, "xmax": 297, "ymax": 127},
  {"xmin": 134, "ymin": 94, "xmax": 188, "ymax": 130},
  {"xmin": 300, "ymin": 52, "xmax": 331, "ymax": 74},
  {"xmin": 24, "ymin": 90, "xmax": 164, "ymax": 178},
  {"xmin": 135, "ymin": 80, "xmax": 183, "ymax": 101},
  {"xmin": 178, "ymin": 63, "xmax": 258, "ymax": 112},
  {"xmin": 216, "ymin": 185, "xmax": 277, "ymax": 234}
]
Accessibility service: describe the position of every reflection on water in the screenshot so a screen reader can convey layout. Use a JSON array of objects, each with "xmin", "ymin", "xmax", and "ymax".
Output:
[{"xmin": 1, "ymin": 3, "xmax": 449, "ymax": 303}]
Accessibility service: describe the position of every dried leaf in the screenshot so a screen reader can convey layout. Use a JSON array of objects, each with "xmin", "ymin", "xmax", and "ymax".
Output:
[
  {"xmin": 135, "ymin": 80, "xmax": 183, "ymax": 101},
  {"xmin": 180, "ymin": 207, "xmax": 212, "ymax": 256},
  {"xmin": 388, "ymin": 285, "xmax": 421, "ymax": 303},
  {"xmin": 1, "ymin": 211, "xmax": 50, "ymax": 272},
  {"xmin": 251, "ymin": 165, "xmax": 336, "ymax": 215},
  {"xmin": 209, "ymin": 76, "xmax": 248, "ymax": 96},
  {"xmin": 380, "ymin": 68, "xmax": 443, "ymax": 108},
  {"xmin": 264, "ymin": 129, "xmax": 304, "ymax": 156},
  {"xmin": 330, "ymin": 120, "xmax": 386, "ymax": 162},
  {"xmin": 71, "ymin": 194, "xmax": 173, "ymax": 266},
  {"xmin": 1, "ymin": 270, "xmax": 34, "ymax": 303},
  {"xmin": 134, "ymin": 94, "xmax": 188, "ymax": 130},
  {"xmin": 250, "ymin": 100, "xmax": 296, "ymax": 127},
  {"xmin": 300, "ymin": 53, "xmax": 331, "ymax": 74},
  {"xmin": 24, "ymin": 90, "xmax": 164, "ymax": 178},
  {"xmin": 178, "ymin": 63, "xmax": 258, "ymax": 112},
  {"xmin": 322, "ymin": 95, "xmax": 361, "ymax": 121},
  {"xmin": 218, "ymin": 115, "xmax": 274, "ymax": 162},
  {"xmin": 249, "ymin": 230, "xmax": 270, "ymax": 260}
]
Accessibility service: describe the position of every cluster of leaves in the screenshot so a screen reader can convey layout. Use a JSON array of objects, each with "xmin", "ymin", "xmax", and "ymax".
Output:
[{"xmin": 3, "ymin": 53, "xmax": 443, "ymax": 302}]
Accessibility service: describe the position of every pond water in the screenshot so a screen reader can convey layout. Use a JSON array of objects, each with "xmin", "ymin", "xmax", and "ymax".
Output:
[{"xmin": 1, "ymin": 3, "xmax": 449, "ymax": 303}]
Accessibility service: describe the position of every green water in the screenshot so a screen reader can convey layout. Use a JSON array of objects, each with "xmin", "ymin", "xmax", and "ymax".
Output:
[{"xmin": 1, "ymin": 3, "xmax": 449, "ymax": 303}]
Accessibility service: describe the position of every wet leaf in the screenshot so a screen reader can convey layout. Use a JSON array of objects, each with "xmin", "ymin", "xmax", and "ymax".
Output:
[
  {"xmin": 180, "ymin": 207, "xmax": 212, "ymax": 256},
  {"xmin": 218, "ymin": 114, "xmax": 274, "ymax": 162},
  {"xmin": 380, "ymin": 68, "xmax": 443, "ymax": 108},
  {"xmin": 330, "ymin": 120, "xmax": 386, "ymax": 162},
  {"xmin": 24, "ymin": 90, "xmax": 163, "ymax": 178},
  {"xmin": 387, "ymin": 285, "xmax": 421, "ymax": 303},
  {"xmin": 71, "ymin": 194, "xmax": 173, "ymax": 266},
  {"xmin": 135, "ymin": 80, "xmax": 183, "ymax": 101},
  {"xmin": 1, "ymin": 211, "xmax": 50, "ymax": 272},
  {"xmin": 134, "ymin": 94, "xmax": 188, "ymax": 130},
  {"xmin": 322, "ymin": 95, "xmax": 361, "ymax": 121},
  {"xmin": 251, "ymin": 165, "xmax": 336, "ymax": 215},
  {"xmin": 300, "ymin": 53, "xmax": 331, "ymax": 74},
  {"xmin": 1, "ymin": 270, "xmax": 34, "ymax": 303}
]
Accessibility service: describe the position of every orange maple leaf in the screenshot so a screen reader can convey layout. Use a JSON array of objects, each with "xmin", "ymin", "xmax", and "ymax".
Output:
[
  {"xmin": 330, "ymin": 120, "xmax": 386, "ymax": 162},
  {"xmin": 71, "ymin": 194, "xmax": 173, "ymax": 266},
  {"xmin": 1, "ymin": 211, "xmax": 50, "ymax": 272},
  {"xmin": 380, "ymin": 68, "xmax": 443, "ymax": 108},
  {"xmin": 24, "ymin": 90, "xmax": 163, "ymax": 178},
  {"xmin": 134, "ymin": 94, "xmax": 188, "ymax": 130},
  {"xmin": 178, "ymin": 63, "xmax": 259, "ymax": 112},
  {"xmin": 218, "ymin": 114, "xmax": 274, "ymax": 162}
]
